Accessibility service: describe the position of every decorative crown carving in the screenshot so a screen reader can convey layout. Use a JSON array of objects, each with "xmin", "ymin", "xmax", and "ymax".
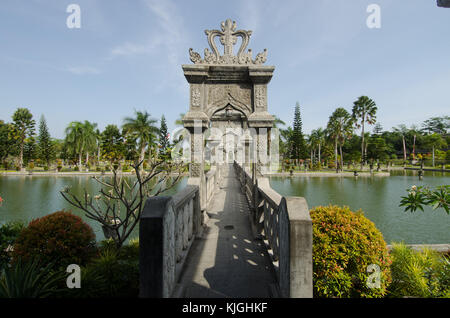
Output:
[{"xmin": 189, "ymin": 19, "xmax": 268, "ymax": 65}]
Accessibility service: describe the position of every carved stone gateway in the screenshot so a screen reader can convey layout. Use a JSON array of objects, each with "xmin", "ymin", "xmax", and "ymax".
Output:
[{"xmin": 182, "ymin": 19, "xmax": 275, "ymax": 177}]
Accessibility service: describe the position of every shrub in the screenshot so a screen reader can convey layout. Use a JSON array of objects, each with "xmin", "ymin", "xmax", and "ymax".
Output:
[
  {"xmin": 64, "ymin": 239, "xmax": 139, "ymax": 298},
  {"xmin": 0, "ymin": 221, "xmax": 25, "ymax": 270},
  {"xmin": 388, "ymin": 242, "xmax": 450, "ymax": 298},
  {"xmin": 28, "ymin": 162, "xmax": 34, "ymax": 170},
  {"xmin": 73, "ymin": 166, "xmax": 79, "ymax": 172},
  {"xmin": 0, "ymin": 257, "xmax": 66, "ymax": 298},
  {"xmin": 310, "ymin": 205, "xmax": 392, "ymax": 298},
  {"xmin": 44, "ymin": 166, "xmax": 49, "ymax": 171},
  {"xmin": 12, "ymin": 211, "xmax": 97, "ymax": 269}
]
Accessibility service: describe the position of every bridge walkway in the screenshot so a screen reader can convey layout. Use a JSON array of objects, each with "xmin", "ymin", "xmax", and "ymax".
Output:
[{"xmin": 177, "ymin": 164, "xmax": 277, "ymax": 297}]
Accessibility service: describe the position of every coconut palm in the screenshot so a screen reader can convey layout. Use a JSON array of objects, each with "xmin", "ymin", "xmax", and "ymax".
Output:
[
  {"xmin": 65, "ymin": 120, "xmax": 98, "ymax": 170},
  {"xmin": 352, "ymin": 96, "xmax": 377, "ymax": 169},
  {"xmin": 327, "ymin": 108, "xmax": 354, "ymax": 172},
  {"xmin": 81, "ymin": 121, "xmax": 98, "ymax": 166},
  {"xmin": 122, "ymin": 110, "xmax": 158, "ymax": 166},
  {"xmin": 65, "ymin": 121, "xmax": 85, "ymax": 169},
  {"xmin": 309, "ymin": 128, "xmax": 325, "ymax": 165}
]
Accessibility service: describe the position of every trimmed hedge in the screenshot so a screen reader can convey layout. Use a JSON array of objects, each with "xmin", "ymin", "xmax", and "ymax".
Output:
[
  {"xmin": 310, "ymin": 205, "xmax": 392, "ymax": 298},
  {"xmin": 12, "ymin": 211, "xmax": 97, "ymax": 269}
]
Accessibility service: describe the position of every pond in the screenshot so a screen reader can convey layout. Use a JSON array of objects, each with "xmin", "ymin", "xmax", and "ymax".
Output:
[
  {"xmin": 269, "ymin": 170, "xmax": 450, "ymax": 245},
  {"xmin": 0, "ymin": 175, "xmax": 187, "ymax": 242}
]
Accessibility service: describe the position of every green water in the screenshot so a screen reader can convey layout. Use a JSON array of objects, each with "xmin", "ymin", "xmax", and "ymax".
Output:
[
  {"xmin": 269, "ymin": 170, "xmax": 450, "ymax": 245},
  {"xmin": 0, "ymin": 175, "xmax": 187, "ymax": 241}
]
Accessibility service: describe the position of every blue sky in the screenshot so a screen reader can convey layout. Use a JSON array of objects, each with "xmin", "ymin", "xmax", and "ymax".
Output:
[{"xmin": 0, "ymin": 0, "xmax": 449, "ymax": 139}]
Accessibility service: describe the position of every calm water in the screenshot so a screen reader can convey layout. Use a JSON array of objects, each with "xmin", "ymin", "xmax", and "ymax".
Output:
[
  {"xmin": 269, "ymin": 170, "xmax": 450, "ymax": 245},
  {"xmin": 0, "ymin": 175, "xmax": 187, "ymax": 242}
]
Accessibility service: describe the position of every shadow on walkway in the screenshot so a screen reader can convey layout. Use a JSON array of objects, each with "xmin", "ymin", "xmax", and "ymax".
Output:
[{"xmin": 178, "ymin": 164, "xmax": 277, "ymax": 298}]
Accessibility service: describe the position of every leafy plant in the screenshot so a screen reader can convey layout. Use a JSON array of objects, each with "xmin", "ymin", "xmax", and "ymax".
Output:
[
  {"xmin": 310, "ymin": 205, "xmax": 392, "ymax": 298},
  {"xmin": 64, "ymin": 240, "xmax": 139, "ymax": 298},
  {"xmin": 12, "ymin": 211, "xmax": 97, "ymax": 269},
  {"xmin": 0, "ymin": 257, "xmax": 66, "ymax": 298},
  {"xmin": 0, "ymin": 221, "xmax": 25, "ymax": 270},
  {"xmin": 388, "ymin": 242, "xmax": 450, "ymax": 298},
  {"xmin": 400, "ymin": 185, "xmax": 449, "ymax": 214}
]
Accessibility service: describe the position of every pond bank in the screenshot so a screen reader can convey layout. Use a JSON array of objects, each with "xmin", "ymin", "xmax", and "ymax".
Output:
[
  {"xmin": 265, "ymin": 171, "xmax": 390, "ymax": 177},
  {"xmin": 0, "ymin": 171, "xmax": 189, "ymax": 177},
  {"xmin": 387, "ymin": 244, "xmax": 450, "ymax": 254}
]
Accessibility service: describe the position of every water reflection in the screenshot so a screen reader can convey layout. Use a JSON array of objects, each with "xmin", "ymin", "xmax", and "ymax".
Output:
[
  {"xmin": 0, "ymin": 175, "xmax": 187, "ymax": 242},
  {"xmin": 269, "ymin": 171, "xmax": 449, "ymax": 244}
]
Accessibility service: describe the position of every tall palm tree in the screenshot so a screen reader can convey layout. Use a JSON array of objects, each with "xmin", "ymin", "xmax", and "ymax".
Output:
[
  {"xmin": 122, "ymin": 110, "xmax": 158, "ymax": 166},
  {"xmin": 327, "ymin": 108, "xmax": 354, "ymax": 172},
  {"xmin": 352, "ymin": 96, "xmax": 377, "ymax": 169},
  {"xmin": 65, "ymin": 121, "xmax": 85, "ymax": 170},
  {"xmin": 309, "ymin": 128, "xmax": 325, "ymax": 165},
  {"xmin": 82, "ymin": 121, "xmax": 98, "ymax": 166}
]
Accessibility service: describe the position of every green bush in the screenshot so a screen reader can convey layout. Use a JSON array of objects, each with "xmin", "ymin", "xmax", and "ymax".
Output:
[
  {"xmin": 12, "ymin": 211, "xmax": 97, "ymax": 269},
  {"xmin": 0, "ymin": 221, "xmax": 25, "ymax": 270},
  {"xmin": 388, "ymin": 242, "xmax": 450, "ymax": 298},
  {"xmin": 73, "ymin": 166, "xmax": 79, "ymax": 172},
  {"xmin": 43, "ymin": 166, "xmax": 49, "ymax": 171},
  {"xmin": 310, "ymin": 205, "xmax": 392, "ymax": 298},
  {"xmin": 64, "ymin": 239, "xmax": 139, "ymax": 298},
  {"xmin": 0, "ymin": 257, "xmax": 65, "ymax": 298}
]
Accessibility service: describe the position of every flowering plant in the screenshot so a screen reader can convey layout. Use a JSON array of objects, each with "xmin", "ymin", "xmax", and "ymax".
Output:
[{"xmin": 400, "ymin": 185, "xmax": 449, "ymax": 214}]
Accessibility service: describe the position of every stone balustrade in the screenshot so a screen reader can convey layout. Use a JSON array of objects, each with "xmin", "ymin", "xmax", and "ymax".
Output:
[
  {"xmin": 234, "ymin": 161, "xmax": 313, "ymax": 298},
  {"xmin": 139, "ymin": 167, "xmax": 220, "ymax": 298}
]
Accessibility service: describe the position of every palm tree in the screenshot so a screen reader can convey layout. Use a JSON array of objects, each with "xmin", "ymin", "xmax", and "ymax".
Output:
[
  {"xmin": 82, "ymin": 121, "xmax": 98, "ymax": 166},
  {"xmin": 65, "ymin": 121, "xmax": 85, "ymax": 170},
  {"xmin": 174, "ymin": 113, "xmax": 185, "ymax": 126},
  {"xmin": 122, "ymin": 110, "xmax": 158, "ymax": 166},
  {"xmin": 273, "ymin": 116, "xmax": 286, "ymax": 129},
  {"xmin": 327, "ymin": 108, "xmax": 354, "ymax": 172},
  {"xmin": 352, "ymin": 96, "xmax": 377, "ymax": 169},
  {"xmin": 309, "ymin": 128, "xmax": 325, "ymax": 165}
]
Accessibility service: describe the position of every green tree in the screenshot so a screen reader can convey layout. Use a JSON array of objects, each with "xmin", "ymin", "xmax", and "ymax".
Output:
[
  {"xmin": 11, "ymin": 108, "xmax": 35, "ymax": 170},
  {"xmin": 101, "ymin": 125, "xmax": 124, "ymax": 163},
  {"xmin": 65, "ymin": 121, "xmax": 84, "ymax": 169},
  {"xmin": 289, "ymin": 102, "xmax": 308, "ymax": 159},
  {"xmin": 327, "ymin": 108, "xmax": 354, "ymax": 171},
  {"xmin": 352, "ymin": 96, "xmax": 377, "ymax": 169},
  {"xmin": 37, "ymin": 115, "xmax": 54, "ymax": 166},
  {"xmin": 309, "ymin": 128, "xmax": 325, "ymax": 165},
  {"xmin": 81, "ymin": 121, "xmax": 98, "ymax": 166},
  {"xmin": 174, "ymin": 113, "xmax": 185, "ymax": 126},
  {"xmin": 158, "ymin": 115, "xmax": 170, "ymax": 157},
  {"xmin": 122, "ymin": 110, "xmax": 158, "ymax": 166},
  {"xmin": 423, "ymin": 133, "xmax": 447, "ymax": 167},
  {"xmin": 0, "ymin": 121, "xmax": 16, "ymax": 168},
  {"xmin": 421, "ymin": 116, "xmax": 449, "ymax": 135}
]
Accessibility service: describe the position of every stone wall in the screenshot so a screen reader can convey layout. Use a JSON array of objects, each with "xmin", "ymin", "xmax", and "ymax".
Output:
[{"xmin": 234, "ymin": 161, "xmax": 313, "ymax": 298}]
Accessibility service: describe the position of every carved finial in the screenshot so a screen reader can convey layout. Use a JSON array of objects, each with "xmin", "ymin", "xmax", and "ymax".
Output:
[{"xmin": 189, "ymin": 19, "xmax": 267, "ymax": 65}]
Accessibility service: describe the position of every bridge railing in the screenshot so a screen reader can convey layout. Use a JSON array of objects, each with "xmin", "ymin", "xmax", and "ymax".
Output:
[
  {"xmin": 234, "ymin": 161, "xmax": 313, "ymax": 298},
  {"xmin": 139, "ymin": 166, "xmax": 220, "ymax": 298}
]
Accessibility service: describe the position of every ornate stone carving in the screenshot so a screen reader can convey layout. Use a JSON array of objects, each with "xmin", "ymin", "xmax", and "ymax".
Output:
[
  {"xmin": 254, "ymin": 86, "xmax": 266, "ymax": 110},
  {"xmin": 191, "ymin": 87, "xmax": 201, "ymax": 108},
  {"xmin": 188, "ymin": 19, "xmax": 268, "ymax": 65},
  {"xmin": 208, "ymin": 84, "xmax": 251, "ymax": 111}
]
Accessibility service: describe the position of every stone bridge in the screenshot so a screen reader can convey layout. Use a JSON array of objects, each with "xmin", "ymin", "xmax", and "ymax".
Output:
[
  {"xmin": 139, "ymin": 162, "xmax": 312, "ymax": 298},
  {"xmin": 138, "ymin": 20, "xmax": 313, "ymax": 298}
]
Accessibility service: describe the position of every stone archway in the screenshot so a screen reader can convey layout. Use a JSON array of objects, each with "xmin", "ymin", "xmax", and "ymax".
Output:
[{"xmin": 182, "ymin": 19, "xmax": 275, "ymax": 178}]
